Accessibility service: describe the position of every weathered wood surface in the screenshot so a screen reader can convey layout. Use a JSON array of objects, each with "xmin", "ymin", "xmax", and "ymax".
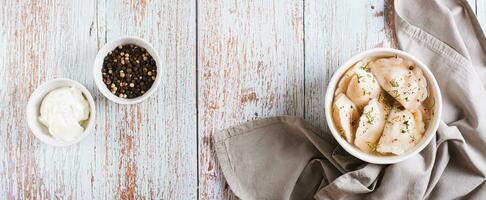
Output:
[
  {"xmin": 197, "ymin": 0, "xmax": 304, "ymax": 199},
  {"xmin": 0, "ymin": 0, "xmax": 484, "ymax": 199},
  {"xmin": 0, "ymin": 0, "xmax": 197, "ymax": 199},
  {"xmin": 304, "ymin": 0, "xmax": 394, "ymax": 133}
]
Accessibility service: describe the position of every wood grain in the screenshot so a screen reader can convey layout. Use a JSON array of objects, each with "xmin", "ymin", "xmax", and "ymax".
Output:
[
  {"xmin": 304, "ymin": 0, "xmax": 391, "ymax": 133},
  {"xmin": 96, "ymin": 0, "xmax": 197, "ymax": 199},
  {"xmin": 0, "ymin": 0, "xmax": 197, "ymax": 199},
  {"xmin": 197, "ymin": 0, "xmax": 304, "ymax": 199},
  {"xmin": 477, "ymin": 0, "xmax": 486, "ymax": 28},
  {"xmin": 0, "ymin": 1, "xmax": 99, "ymax": 198},
  {"xmin": 2, "ymin": 0, "xmax": 484, "ymax": 199}
]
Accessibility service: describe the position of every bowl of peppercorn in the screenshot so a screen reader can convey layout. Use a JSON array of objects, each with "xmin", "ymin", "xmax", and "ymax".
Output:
[{"xmin": 93, "ymin": 36, "xmax": 161, "ymax": 104}]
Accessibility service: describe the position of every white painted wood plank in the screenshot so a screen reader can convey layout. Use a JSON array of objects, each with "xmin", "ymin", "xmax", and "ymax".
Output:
[
  {"xmin": 197, "ymin": 0, "xmax": 305, "ymax": 199},
  {"xmin": 96, "ymin": 0, "xmax": 197, "ymax": 199},
  {"xmin": 0, "ymin": 0, "xmax": 197, "ymax": 199},
  {"xmin": 477, "ymin": 0, "xmax": 486, "ymax": 28},
  {"xmin": 304, "ymin": 0, "xmax": 391, "ymax": 132},
  {"xmin": 0, "ymin": 1, "xmax": 99, "ymax": 198}
]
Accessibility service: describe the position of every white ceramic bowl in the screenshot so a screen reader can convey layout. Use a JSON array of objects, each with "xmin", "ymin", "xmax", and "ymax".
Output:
[
  {"xmin": 93, "ymin": 36, "xmax": 162, "ymax": 104},
  {"xmin": 325, "ymin": 48, "xmax": 442, "ymax": 164},
  {"xmin": 26, "ymin": 78, "xmax": 96, "ymax": 146}
]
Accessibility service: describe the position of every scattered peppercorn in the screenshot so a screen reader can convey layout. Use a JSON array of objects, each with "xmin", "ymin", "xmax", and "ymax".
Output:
[{"xmin": 101, "ymin": 44, "xmax": 157, "ymax": 98}]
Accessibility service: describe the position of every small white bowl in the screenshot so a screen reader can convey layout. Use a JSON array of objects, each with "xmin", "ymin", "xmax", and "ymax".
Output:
[
  {"xmin": 26, "ymin": 78, "xmax": 96, "ymax": 146},
  {"xmin": 325, "ymin": 48, "xmax": 443, "ymax": 164},
  {"xmin": 93, "ymin": 36, "xmax": 162, "ymax": 104}
]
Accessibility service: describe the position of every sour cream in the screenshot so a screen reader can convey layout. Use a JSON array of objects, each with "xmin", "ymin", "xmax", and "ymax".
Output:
[{"xmin": 38, "ymin": 87, "xmax": 90, "ymax": 142}]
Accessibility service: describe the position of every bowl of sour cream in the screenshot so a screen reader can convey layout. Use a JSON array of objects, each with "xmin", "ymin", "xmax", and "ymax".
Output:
[{"xmin": 27, "ymin": 78, "xmax": 96, "ymax": 146}]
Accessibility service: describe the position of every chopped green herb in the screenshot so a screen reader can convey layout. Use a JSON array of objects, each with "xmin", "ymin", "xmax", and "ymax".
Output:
[
  {"xmin": 389, "ymin": 79, "xmax": 400, "ymax": 87},
  {"xmin": 378, "ymin": 93, "xmax": 384, "ymax": 103},
  {"xmin": 355, "ymin": 74, "xmax": 364, "ymax": 83},
  {"xmin": 409, "ymin": 135, "xmax": 417, "ymax": 142},
  {"xmin": 364, "ymin": 108, "xmax": 375, "ymax": 124},
  {"xmin": 403, "ymin": 120, "xmax": 410, "ymax": 130},
  {"xmin": 366, "ymin": 142, "xmax": 377, "ymax": 151},
  {"xmin": 391, "ymin": 90, "xmax": 400, "ymax": 98},
  {"xmin": 360, "ymin": 63, "xmax": 370, "ymax": 71}
]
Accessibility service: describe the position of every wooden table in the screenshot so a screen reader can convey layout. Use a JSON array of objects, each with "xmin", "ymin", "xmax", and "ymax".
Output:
[{"xmin": 1, "ymin": 0, "xmax": 485, "ymax": 199}]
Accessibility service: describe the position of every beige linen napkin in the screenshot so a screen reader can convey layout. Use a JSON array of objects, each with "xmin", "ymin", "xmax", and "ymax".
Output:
[{"xmin": 214, "ymin": 0, "xmax": 486, "ymax": 199}]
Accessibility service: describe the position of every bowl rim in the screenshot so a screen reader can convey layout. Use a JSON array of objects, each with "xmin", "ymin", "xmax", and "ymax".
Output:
[
  {"xmin": 26, "ymin": 78, "xmax": 96, "ymax": 147},
  {"xmin": 324, "ymin": 48, "xmax": 443, "ymax": 164},
  {"xmin": 93, "ymin": 36, "xmax": 162, "ymax": 105}
]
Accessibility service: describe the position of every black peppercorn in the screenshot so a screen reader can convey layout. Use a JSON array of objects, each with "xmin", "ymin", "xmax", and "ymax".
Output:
[{"xmin": 101, "ymin": 44, "xmax": 157, "ymax": 98}]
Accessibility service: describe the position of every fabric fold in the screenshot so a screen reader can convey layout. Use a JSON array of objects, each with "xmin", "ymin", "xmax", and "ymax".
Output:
[{"xmin": 214, "ymin": 0, "xmax": 486, "ymax": 199}]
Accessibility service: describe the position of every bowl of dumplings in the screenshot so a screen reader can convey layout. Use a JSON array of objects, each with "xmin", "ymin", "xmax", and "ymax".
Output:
[{"xmin": 325, "ymin": 48, "xmax": 442, "ymax": 164}]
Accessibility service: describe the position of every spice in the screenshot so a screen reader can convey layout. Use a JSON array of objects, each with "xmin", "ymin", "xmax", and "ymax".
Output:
[
  {"xmin": 101, "ymin": 44, "xmax": 157, "ymax": 98},
  {"xmin": 364, "ymin": 107, "xmax": 375, "ymax": 124},
  {"xmin": 355, "ymin": 73, "xmax": 364, "ymax": 83},
  {"xmin": 389, "ymin": 79, "xmax": 400, "ymax": 87}
]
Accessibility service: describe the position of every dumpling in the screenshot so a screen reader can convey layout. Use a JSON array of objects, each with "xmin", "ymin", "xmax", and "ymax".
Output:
[
  {"xmin": 417, "ymin": 90, "xmax": 435, "ymax": 126},
  {"xmin": 346, "ymin": 69, "xmax": 382, "ymax": 109},
  {"xmin": 354, "ymin": 99, "xmax": 388, "ymax": 153},
  {"xmin": 369, "ymin": 56, "xmax": 428, "ymax": 110},
  {"xmin": 332, "ymin": 93, "xmax": 359, "ymax": 143},
  {"xmin": 376, "ymin": 107, "xmax": 425, "ymax": 155},
  {"xmin": 335, "ymin": 59, "xmax": 372, "ymax": 95}
]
